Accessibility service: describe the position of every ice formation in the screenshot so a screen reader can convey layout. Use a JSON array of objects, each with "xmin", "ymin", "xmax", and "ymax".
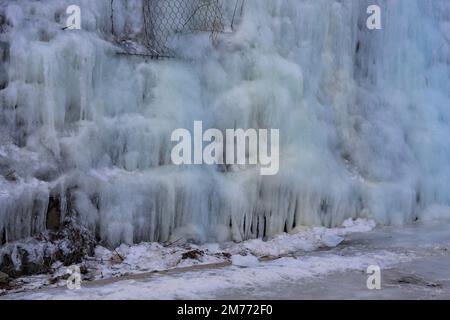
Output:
[{"xmin": 0, "ymin": 0, "xmax": 449, "ymax": 246}]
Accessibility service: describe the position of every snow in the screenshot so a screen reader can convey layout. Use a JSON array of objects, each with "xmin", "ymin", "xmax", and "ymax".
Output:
[
  {"xmin": 83, "ymin": 218, "xmax": 376, "ymax": 280},
  {"xmin": 2, "ymin": 218, "xmax": 375, "ymax": 295},
  {"xmin": 231, "ymin": 255, "xmax": 259, "ymax": 267},
  {"xmin": 4, "ymin": 249, "xmax": 415, "ymax": 300},
  {"xmin": 229, "ymin": 218, "xmax": 375, "ymax": 257},
  {"xmin": 89, "ymin": 242, "xmax": 226, "ymax": 279},
  {"xmin": 420, "ymin": 205, "xmax": 450, "ymax": 223},
  {"xmin": 3, "ymin": 219, "xmax": 450, "ymax": 300}
]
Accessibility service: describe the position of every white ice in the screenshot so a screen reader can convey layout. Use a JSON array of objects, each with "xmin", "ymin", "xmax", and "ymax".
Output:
[{"xmin": 0, "ymin": 0, "xmax": 449, "ymax": 246}]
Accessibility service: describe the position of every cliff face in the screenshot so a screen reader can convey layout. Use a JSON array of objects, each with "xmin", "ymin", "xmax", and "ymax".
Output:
[{"xmin": 0, "ymin": 0, "xmax": 449, "ymax": 246}]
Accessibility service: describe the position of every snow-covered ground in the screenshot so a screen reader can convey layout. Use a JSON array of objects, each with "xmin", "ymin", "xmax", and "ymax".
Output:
[
  {"xmin": 0, "ymin": 218, "xmax": 374, "ymax": 295},
  {"xmin": 3, "ymin": 220, "xmax": 450, "ymax": 300}
]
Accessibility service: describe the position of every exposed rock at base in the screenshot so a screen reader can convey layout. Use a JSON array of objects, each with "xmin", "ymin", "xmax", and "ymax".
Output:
[
  {"xmin": 181, "ymin": 249, "xmax": 204, "ymax": 260},
  {"xmin": 0, "ymin": 218, "xmax": 96, "ymax": 278},
  {"xmin": 46, "ymin": 196, "xmax": 61, "ymax": 231}
]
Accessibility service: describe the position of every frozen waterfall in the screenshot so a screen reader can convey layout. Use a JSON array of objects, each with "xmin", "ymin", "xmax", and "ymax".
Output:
[{"xmin": 0, "ymin": 0, "xmax": 449, "ymax": 246}]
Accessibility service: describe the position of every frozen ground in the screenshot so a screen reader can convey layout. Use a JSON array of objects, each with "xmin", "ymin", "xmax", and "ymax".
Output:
[
  {"xmin": 0, "ymin": 219, "xmax": 374, "ymax": 295},
  {"xmin": 2, "ymin": 220, "xmax": 450, "ymax": 300},
  {"xmin": 216, "ymin": 223, "xmax": 450, "ymax": 300}
]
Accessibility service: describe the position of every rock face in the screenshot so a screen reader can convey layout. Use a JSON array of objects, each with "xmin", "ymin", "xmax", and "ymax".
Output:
[{"xmin": 0, "ymin": 218, "xmax": 96, "ymax": 278}]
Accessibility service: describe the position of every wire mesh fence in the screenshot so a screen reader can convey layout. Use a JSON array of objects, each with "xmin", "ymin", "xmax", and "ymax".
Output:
[
  {"xmin": 143, "ymin": 0, "xmax": 224, "ymax": 57},
  {"xmin": 114, "ymin": 0, "xmax": 241, "ymax": 58}
]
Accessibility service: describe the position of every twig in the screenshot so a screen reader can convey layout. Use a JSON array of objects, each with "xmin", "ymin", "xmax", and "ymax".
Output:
[
  {"xmin": 113, "ymin": 249, "xmax": 125, "ymax": 262},
  {"xmin": 110, "ymin": 0, "xmax": 115, "ymax": 36},
  {"xmin": 116, "ymin": 51, "xmax": 172, "ymax": 59},
  {"xmin": 231, "ymin": 0, "xmax": 240, "ymax": 31}
]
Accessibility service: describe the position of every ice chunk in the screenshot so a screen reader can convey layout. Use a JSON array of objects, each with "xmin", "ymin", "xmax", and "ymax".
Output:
[
  {"xmin": 231, "ymin": 255, "xmax": 260, "ymax": 268},
  {"xmin": 321, "ymin": 233, "xmax": 344, "ymax": 248}
]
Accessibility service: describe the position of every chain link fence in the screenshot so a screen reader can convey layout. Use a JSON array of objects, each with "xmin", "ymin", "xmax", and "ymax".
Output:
[{"xmin": 114, "ymin": 0, "xmax": 242, "ymax": 58}]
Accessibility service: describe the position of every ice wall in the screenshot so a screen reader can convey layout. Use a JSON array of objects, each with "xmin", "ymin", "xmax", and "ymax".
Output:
[{"xmin": 0, "ymin": 0, "xmax": 449, "ymax": 246}]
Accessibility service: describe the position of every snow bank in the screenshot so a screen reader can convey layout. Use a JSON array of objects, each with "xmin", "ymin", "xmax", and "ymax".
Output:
[
  {"xmin": 229, "ymin": 218, "xmax": 376, "ymax": 257},
  {"xmin": 419, "ymin": 205, "xmax": 450, "ymax": 222}
]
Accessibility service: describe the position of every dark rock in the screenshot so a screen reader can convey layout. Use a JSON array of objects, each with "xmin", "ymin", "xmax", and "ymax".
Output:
[
  {"xmin": 4, "ymin": 169, "xmax": 17, "ymax": 182},
  {"xmin": 49, "ymin": 218, "xmax": 97, "ymax": 266},
  {"xmin": 181, "ymin": 249, "xmax": 204, "ymax": 260},
  {"xmin": 0, "ymin": 218, "xmax": 96, "ymax": 278},
  {"xmin": 0, "ymin": 41, "xmax": 10, "ymax": 63},
  {"xmin": 394, "ymin": 275, "xmax": 442, "ymax": 288},
  {"xmin": 218, "ymin": 252, "xmax": 232, "ymax": 259},
  {"xmin": 46, "ymin": 196, "xmax": 61, "ymax": 231}
]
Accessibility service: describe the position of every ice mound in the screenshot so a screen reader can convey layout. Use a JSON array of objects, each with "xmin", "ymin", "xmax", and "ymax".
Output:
[{"xmin": 0, "ymin": 0, "xmax": 449, "ymax": 246}]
